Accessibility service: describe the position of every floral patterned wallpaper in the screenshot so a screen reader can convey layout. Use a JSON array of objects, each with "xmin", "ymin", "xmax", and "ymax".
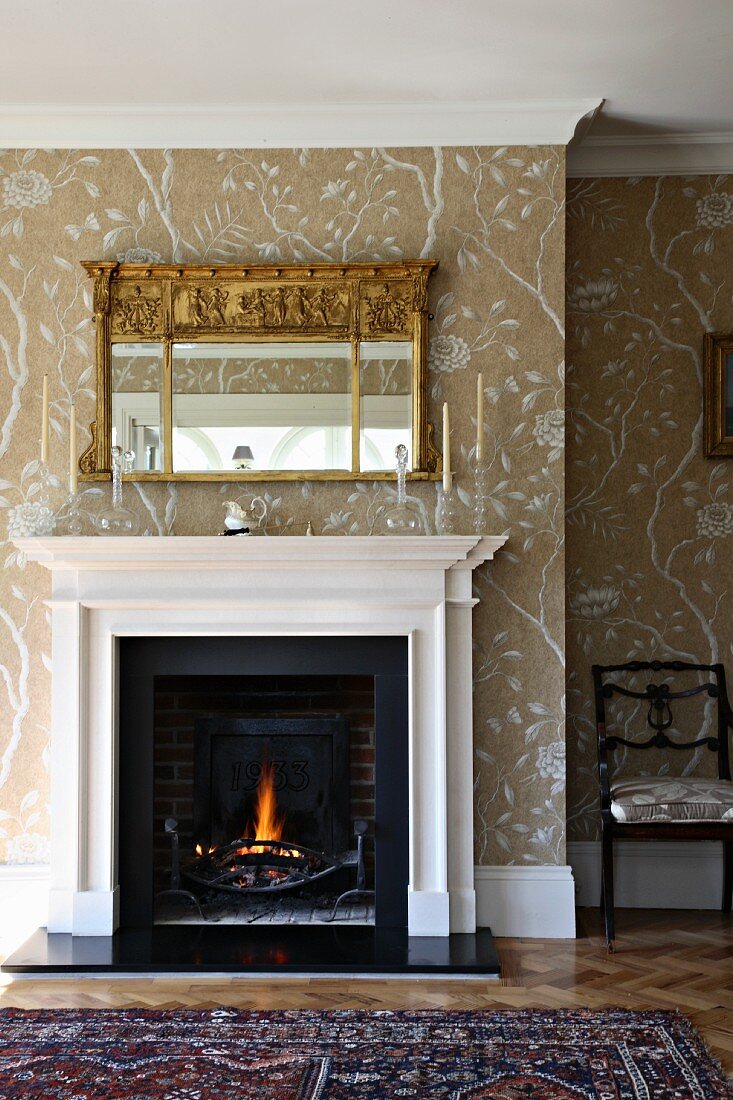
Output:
[
  {"xmin": 566, "ymin": 175, "xmax": 733, "ymax": 839},
  {"xmin": 0, "ymin": 147, "xmax": 566, "ymax": 868}
]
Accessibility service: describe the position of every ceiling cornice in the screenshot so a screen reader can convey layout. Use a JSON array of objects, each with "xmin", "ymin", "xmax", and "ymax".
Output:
[
  {"xmin": 0, "ymin": 99, "xmax": 601, "ymax": 149},
  {"xmin": 568, "ymin": 131, "xmax": 733, "ymax": 177}
]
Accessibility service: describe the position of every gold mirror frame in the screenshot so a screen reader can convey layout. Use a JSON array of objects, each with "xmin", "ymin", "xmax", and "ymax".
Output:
[{"xmin": 79, "ymin": 260, "xmax": 440, "ymax": 481}]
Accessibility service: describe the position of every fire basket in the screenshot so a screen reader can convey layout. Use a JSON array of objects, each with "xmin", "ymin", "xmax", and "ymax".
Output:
[{"xmin": 184, "ymin": 838, "xmax": 342, "ymax": 894}]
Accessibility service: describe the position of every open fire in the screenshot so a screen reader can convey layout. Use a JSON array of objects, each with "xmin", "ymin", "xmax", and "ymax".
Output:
[{"xmin": 186, "ymin": 755, "xmax": 341, "ymax": 894}]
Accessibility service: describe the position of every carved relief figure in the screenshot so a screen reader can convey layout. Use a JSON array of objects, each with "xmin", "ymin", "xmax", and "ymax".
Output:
[
  {"xmin": 188, "ymin": 286, "xmax": 209, "ymax": 327},
  {"xmin": 207, "ymin": 286, "xmax": 229, "ymax": 325},
  {"xmin": 288, "ymin": 285, "xmax": 310, "ymax": 326},
  {"xmin": 114, "ymin": 285, "xmax": 161, "ymax": 333},
  {"xmin": 265, "ymin": 286, "xmax": 287, "ymax": 327},
  {"xmin": 236, "ymin": 288, "xmax": 266, "ymax": 326},
  {"xmin": 309, "ymin": 286, "xmax": 338, "ymax": 326},
  {"xmin": 366, "ymin": 284, "xmax": 408, "ymax": 332}
]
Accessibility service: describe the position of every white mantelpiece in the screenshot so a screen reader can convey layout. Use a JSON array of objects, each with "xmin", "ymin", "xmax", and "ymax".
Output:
[{"xmin": 16, "ymin": 534, "xmax": 506, "ymax": 938}]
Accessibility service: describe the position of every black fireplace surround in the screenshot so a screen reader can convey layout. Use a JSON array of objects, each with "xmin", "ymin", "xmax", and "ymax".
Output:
[{"xmin": 119, "ymin": 635, "xmax": 409, "ymax": 929}]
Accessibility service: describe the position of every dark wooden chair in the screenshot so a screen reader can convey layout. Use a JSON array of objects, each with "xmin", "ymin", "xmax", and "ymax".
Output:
[{"xmin": 593, "ymin": 660, "xmax": 733, "ymax": 950}]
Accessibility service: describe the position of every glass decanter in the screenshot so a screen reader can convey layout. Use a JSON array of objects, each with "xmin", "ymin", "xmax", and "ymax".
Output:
[
  {"xmin": 378, "ymin": 444, "xmax": 424, "ymax": 535},
  {"xmin": 96, "ymin": 447, "xmax": 140, "ymax": 535}
]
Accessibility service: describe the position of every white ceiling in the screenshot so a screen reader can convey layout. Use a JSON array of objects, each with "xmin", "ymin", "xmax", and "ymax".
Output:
[{"xmin": 0, "ymin": 0, "xmax": 731, "ymax": 171}]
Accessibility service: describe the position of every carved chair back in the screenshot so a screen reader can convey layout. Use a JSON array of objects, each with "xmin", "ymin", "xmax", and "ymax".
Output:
[{"xmin": 592, "ymin": 660, "xmax": 732, "ymax": 825}]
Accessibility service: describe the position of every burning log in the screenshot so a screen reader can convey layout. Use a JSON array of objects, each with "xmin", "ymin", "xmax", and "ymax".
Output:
[{"xmin": 185, "ymin": 838, "xmax": 340, "ymax": 894}]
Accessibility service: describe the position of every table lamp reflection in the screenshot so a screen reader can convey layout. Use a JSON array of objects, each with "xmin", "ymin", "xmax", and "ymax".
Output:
[{"xmin": 232, "ymin": 445, "xmax": 254, "ymax": 470}]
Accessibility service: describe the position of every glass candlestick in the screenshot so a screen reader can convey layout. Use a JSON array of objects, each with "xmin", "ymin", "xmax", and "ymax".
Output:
[
  {"xmin": 436, "ymin": 484, "xmax": 458, "ymax": 535},
  {"xmin": 378, "ymin": 444, "xmax": 424, "ymax": 535},
  {"xmin": 62, "ymin": 491, "xmax": 84, "ymax": 535},
  {"xmin": 471, "ymin": 454, "xmax": 491, "ymax": 534},
  {"xmin": 34, "ymin": 461, "xmax": 55, "ymax": 511},
  {"xmin": 95, "ymin": 446, "xmax": 140, "ymax": 535}
]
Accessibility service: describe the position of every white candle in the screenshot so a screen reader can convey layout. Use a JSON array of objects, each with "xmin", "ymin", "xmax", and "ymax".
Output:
[
  {"xmin": 69, "ymin": 402, "xmax": 78, "ymax": 495},
  {"xmin": 442, "ymin": 401, "xmax": 452, "ymax": 493},
  {"xmin": 41, "ymin": 373, "xmax": 49, "ymax": 465},
  {"xmin": 476, "ymin": 372, "xmax": 484, "ymax": 463}
]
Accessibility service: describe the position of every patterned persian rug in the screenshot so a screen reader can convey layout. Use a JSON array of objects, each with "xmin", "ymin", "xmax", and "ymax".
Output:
[{"xmin": 0, "ymin": 1007, "xmax": 729, "ymax": 1098}]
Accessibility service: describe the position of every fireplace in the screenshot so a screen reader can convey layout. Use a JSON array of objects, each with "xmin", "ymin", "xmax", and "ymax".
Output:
[
  {"xmin": 5, "ymin": 534, "xmax": 508, "ymax": 973},
  {"xmin": 120, "ymin": 636, "xmax": 408, "ymax": 930}
]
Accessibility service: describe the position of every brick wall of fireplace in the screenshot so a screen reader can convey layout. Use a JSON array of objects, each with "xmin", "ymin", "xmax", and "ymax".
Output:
[{"xmin": 152, "ymin": 674, "xmax": 375, "ymax": 891}]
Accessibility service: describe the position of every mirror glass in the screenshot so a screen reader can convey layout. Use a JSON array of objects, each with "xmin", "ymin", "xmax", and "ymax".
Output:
[
  {"xmin": 359, "ymin": 341, "xmax": 413, "ymax": 471},
  {"xmin": 171, "ymin": 342, "xmax": 352, "ymax": 473},
  {"xmin": 111, "ymin": 342, "xmax": 164, "ymax": 472}
]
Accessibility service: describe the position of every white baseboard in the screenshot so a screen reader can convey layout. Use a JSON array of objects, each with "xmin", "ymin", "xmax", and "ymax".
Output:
[
  {"xmin": 568, "ymin": 840, "xmax": 725, "ymax": 909},
  {"xmin": 474, "ymin": 865, "xmax": 576, "ymax": 938},
  {"xmin": 0, "ymin": 865, "xmax": 50, "ymax": 961}
]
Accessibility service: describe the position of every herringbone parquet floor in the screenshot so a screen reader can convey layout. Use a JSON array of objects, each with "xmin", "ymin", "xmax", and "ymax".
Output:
[{"xmin": 2, "ymin": 909, "xmax": 731, "ymax": 1074}]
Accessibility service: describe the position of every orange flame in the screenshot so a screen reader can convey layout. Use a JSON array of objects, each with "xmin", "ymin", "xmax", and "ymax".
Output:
[{"xmin": 249, "ymin": 757, "xmax": 286, "ymax": 849}]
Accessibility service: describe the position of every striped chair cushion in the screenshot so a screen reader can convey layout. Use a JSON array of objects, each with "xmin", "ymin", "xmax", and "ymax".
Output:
[{"xmin": 610, "ymin": 777, "xmax": 733, "ymax": 824}]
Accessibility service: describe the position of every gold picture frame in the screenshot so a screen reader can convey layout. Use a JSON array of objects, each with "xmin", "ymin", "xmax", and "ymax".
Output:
[
  {"xmin": 703, "ymin": 333, "xmax": 733, "ymax": 458},
  {"xmin": 79, "ymin": 260, "xmax": 440, "ymax": 481}
]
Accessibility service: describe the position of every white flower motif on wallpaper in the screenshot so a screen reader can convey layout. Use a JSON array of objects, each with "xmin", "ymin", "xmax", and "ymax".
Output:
[
  {"xmin": 6, "ymin": 502, "xmax": 56, "ymax": 538},
  {"xmin": 696, "ymin": 501, "xmax": 733, "ymax": 538},
  {"xmin": 429, "ymin": 290, "xmax": 521, "ymax": 401},
  {"xmin": 533, "ymin": 409, "xmax": 565, "ymax": 451},
  {"xmin": 5, "ymin": 832, "xmax": 50, "ymax": 864},
  {"xmin": 695, "ymin": 192, "xmax": 733, "ymax": 229},
  {"xmin": 568, "ymin": 584, "xmax": 621, "ymax": 621},
  {"xmin": 684, "ymin": 463, "xmax": 731, "ymax": 564},
  {"xmin": 537, "ymin": 741, "xmax": 565, "ymax": 781},
  {"xmin": 428, "ymin": 333, "xmax": 471, "ymax": 374},
  {"xmin": 0, "ymin": 151, "xmax": 100, "ymax": 239},
  {"xmin": 116, "ymin": 246, "xmax": 164, "ymax": 264},
  {"xmin": 3, "ymin": 170, "xmax": 52, "ymax": 209},
  {"xmin": 566, "ymin": 277, "xmax": 619, "ymax": 313}
]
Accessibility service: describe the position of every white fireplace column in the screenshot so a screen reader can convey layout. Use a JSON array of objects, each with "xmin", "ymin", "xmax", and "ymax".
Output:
[{"xmin": 15, "ymin": 535, "xmax": 506, "ymax": 938}]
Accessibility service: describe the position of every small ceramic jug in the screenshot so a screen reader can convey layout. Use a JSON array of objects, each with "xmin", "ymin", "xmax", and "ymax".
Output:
[{"xmin": 223, "ymin": 497, "xmax": 267, "ymax": 535}]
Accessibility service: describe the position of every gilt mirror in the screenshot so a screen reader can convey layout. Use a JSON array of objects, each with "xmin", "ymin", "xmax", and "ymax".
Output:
[{"xmin": 80, "ymin": 261, "xmax": 440, "ymax": 481}]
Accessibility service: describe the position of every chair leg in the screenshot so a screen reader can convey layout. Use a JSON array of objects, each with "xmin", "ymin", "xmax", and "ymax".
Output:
[
  {"xmin": 724, "ymin": 841, "xmax": 733, "ymax": 914},
  {"xmin": 601, "ymin": 829, "xmax": 615, "ymax": 951}
]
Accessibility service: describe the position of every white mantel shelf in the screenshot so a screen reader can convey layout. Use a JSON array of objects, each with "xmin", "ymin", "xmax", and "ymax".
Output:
[
  {"xmin": 17, "ymin": 532, "xmax": 508, "ymax": 940},
  {"xmin": 15, "ymin": 534, "xmax": 507, "ymax": 572}
]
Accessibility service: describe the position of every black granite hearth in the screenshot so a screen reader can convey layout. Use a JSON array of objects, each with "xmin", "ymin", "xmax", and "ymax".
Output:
[{"xmin": 2, "ymin": 926, "xmax": 500, "ymax": 977}]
